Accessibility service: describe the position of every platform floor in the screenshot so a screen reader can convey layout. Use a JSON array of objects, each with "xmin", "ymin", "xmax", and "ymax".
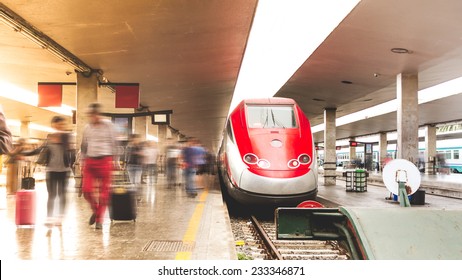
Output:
[
  {"xmin": 317, "ymin": 171, "xmax": 462, "ymax": 209},
  {"xmin": 2, "ymin": 169, "xmax": 462, "ymax": 261},
  {"xmin": 0, "ymin": 173, "xmax": 237, "ymax": 260}
]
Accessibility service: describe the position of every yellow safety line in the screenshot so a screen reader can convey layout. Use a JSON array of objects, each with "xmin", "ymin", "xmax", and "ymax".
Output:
[{"xmin": 175, "ymin": 189, "xmax": 209, "ymax": 260}]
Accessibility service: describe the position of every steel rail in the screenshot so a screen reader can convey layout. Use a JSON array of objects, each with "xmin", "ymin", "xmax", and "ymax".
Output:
[{"xmin": 250, "ymin": 215, "xmax": 283, "ymax": 260}]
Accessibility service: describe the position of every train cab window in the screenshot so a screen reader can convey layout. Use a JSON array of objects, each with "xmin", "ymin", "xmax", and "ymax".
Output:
[
  {"xmin": 247, "ymin": 105, "xmax": 297, "ymax": 128},
  {"xmin": 226, "ymin": 121, "xmax": 235, "ymax": 143}
]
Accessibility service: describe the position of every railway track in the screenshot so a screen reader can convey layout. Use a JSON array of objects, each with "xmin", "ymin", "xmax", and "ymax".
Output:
[{"xmin": 237, "ymin": 215, "xmax": 349, "ymax": 260}]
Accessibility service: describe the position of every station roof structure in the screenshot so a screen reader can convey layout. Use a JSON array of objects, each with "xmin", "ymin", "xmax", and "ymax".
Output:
[{"xmin": 1, "ymin": 0, "xmax": 462, "ymax": 150}]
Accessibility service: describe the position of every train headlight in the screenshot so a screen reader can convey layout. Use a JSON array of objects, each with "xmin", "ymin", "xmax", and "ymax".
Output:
[
  {"xmin": 243, "ymin": 153, "xmax": 270, "ymax": 169},
  {"xmin": 288, "ymin": 154, "xmax": 311, "ymax": 168},
  {"xmin": 257, "ymin": 159, "xmax": 270, "ymax": 169},
  {"xmin": 288, "ymin": 159, "xmax": 300, "ymax": 169},
  {"xmin": 298, "ymin": 154, "xmax": 311, "ymax": 165},
  {"xmin": 243, "ymin": 153, "xmax": 258, "ymax": 164}
]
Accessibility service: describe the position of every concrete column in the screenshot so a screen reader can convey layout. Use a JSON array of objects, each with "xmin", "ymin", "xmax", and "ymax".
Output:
[
  {"xmin": 167, "ymin": 127, "xmax": 174, "ymax": 140},
  {"xmin": 76, "ymin": 72, "xmax": 98, "ymax": 152},
  {"xmin": 315, "ymin": 145, "xmax": 320, "ymax": 166},
  {"xmin": 147, "ymin": 122, "xmax": 157, "ymax": 141},
  {"xmin": 349, "ymin": 137, "xmax": 355, "ymax": 167},
  {"xmin": 323, "ymin": 108, "xmax": 337, "ymax": 186},
  {"xmin": 157, "ymin": 124, "xmax": 168, "ymax": 155},
  {"xmin": 424, "ymin": 125, "xmax": 437, "ymax": 175},
  {"xmin": 157, "ymin": 125, "xmax": 168, "ymax": 174},
  {"xmin": 20, "ymin": 120, "xmax": 30, "ymax": 139},
  {"xmin": 396, "ymin": 73, "xmax": 419, "ymax": 164},
  {"xmin": 134, "ymin": 115, "xmax": 147, "ymax": 141},
  {"xmin": 379, "ymin": 132, "xmax": 387, "ymax": 170},
  {"xmin": 158, "ymin": 125, "xmax": 167, "ymax": 145}
]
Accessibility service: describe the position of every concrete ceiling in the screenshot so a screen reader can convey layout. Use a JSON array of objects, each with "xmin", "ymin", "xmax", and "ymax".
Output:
[{"xmin": 1, "ymin": 0, "xmax": 462, "ymax": 151}]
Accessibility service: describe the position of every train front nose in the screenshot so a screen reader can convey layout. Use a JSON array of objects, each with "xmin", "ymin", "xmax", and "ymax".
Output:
[{"xmin": 239, "ymin": 166, "xmax": 317, "ymax": 194}]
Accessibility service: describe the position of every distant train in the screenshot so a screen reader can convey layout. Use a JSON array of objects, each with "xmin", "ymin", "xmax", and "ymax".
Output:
[
  {"xmin": 423, "ymin": 143, "xmax": 462, "ymax": 173},
  {"xmin": 217, "ymin": 98, "xmax": 318, "ymax": 206},
  {"xmin": 318, "ymin": 139, "xmax": 462, "ymax": 173}
]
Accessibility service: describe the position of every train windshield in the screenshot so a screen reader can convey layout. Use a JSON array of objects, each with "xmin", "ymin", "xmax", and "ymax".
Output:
[{"xmin": 247, "ymin": 105, "xmax": 297, "ymax": 128}]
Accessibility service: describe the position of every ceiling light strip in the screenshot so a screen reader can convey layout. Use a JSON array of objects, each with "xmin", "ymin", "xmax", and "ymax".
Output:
[
  {"xmin": 311, "ymin": 76, "xmax": 462, "ymax": 133},
  {"xmin": 229, "ymin": 0, "xmax": 361, "ymax": 114}
]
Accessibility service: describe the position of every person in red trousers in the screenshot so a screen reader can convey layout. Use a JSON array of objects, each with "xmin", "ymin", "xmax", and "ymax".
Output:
[{"xmin": 80, "ymin": 103, "xmax": 117, "ymax": 230}]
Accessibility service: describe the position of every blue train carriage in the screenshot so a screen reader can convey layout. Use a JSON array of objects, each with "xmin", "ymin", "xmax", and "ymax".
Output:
[
  {"xmin": 317, "ymin": 141, "xmax": 462, "ymax": 173},
  {"xmin": 433, "ymin": 146, "xmax": 462, "ymax": 173}
]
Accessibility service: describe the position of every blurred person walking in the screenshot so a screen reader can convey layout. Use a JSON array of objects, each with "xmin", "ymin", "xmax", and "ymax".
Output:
[
  {"xmin": 0, "ymin": 105, "xmax": 14, "ymax": 195},
  {"xmin": 193, "ymin": 140, "xmax": 207, "ymax": 189},
  {"xmin": 165, "ymin": 140, "xmax": 181, "ymax": 187},
  {"xmin": 6, "ymin": 138, "xmax": 29, "ymax": 194},
  {"xmin": 125, "ymin": 134, "xmax": 144, "ymax": 201},
  {"xmin": 143, "ymin": 140, "xmax": 158, "ymax": 186},
  {"xmin": 0, "ymin": 104, "xmax": 12, "ymax": 155},
  {"xmin": 80, "ymin": 103, "xmax": 117, "ymax": 230},
  {"xmin": 23, "ymin": 116, "xmax": 73, "ymax": 226},
  {"xmin": 182, "ymin": 138, "xmax": 199, "ymax": 197}
]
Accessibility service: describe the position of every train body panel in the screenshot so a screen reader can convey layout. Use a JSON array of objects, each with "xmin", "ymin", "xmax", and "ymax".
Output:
[
  {"xmin": 239, "ymin": 168, "xmax": 318, "ymax": 195},
  {"xmin": 218, "ymin": 97, "xmax": 318, "ymax": 206}
]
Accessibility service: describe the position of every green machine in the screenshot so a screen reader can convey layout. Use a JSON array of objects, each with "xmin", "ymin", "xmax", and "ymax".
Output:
[
  {"xmin": 276, "ymin": 160, "xmax": 462, "ymax": 259},
  {"xmin": 276, "ymin": 206, "xmax": 462, "ymax": 259}
]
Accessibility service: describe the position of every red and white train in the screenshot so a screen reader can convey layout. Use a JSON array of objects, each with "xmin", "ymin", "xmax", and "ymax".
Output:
[{"xmin": 218, "ymin": 98, "xmax": 318, "ymax": 206}]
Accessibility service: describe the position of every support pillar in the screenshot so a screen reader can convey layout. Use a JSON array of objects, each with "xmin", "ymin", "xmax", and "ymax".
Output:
[
  {"xmin": 349, "ymin": 137, "xmax": 355, "ymax": 168},
  {"xmin": 76, "ymin": 72, "xmax": 98, "ymax": 151},
  {"xmin": 396, "ymin": 73, "xmax": 419, "ymax": 164},
  {"xmin": 379, "ymin": 132, "xmax": 387, "ymax": 171},
  {"xmin": 323, "ymin": 108, "xmax": 337, "ymax": 186},
  {"xmin": 134, "ymin": 115, "xmax": 147, "ymax": 141},
  {"xmin": 157, "ymin": 125, "xmax": 168, "ymax": 173},
  {"xmin": 20, "ymin": 120, "xmax": 30, "ymax": 139},
  {"xmin": 424, "ymin": 125, "xmax": 437, "ymax": 175},
  {"xmin": 158, "ymin": 125, "xmax": 168, "ymax": 147}
]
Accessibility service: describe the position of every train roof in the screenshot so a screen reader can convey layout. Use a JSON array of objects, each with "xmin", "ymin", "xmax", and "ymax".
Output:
[{"xmin": 239, "ymin": 97, "xmax": 297, "ymax": 106}]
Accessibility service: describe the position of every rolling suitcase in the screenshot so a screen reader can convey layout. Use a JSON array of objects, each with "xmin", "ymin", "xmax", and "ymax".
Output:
[
  {"xmin": 15, "ymin": 189, "xmax": 36, "ymax": 225},
  {"xmin": 109, "ymin": 186, "xmax": 137, "ymax": 222}
]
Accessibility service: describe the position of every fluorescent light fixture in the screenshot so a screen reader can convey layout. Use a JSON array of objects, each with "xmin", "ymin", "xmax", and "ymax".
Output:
[
  {"xmin": 0, "ymin": 80, "xmax": 74, "ymax": 116},
  {"xmin": 311, "ymin": 75, "xmax": 462, "ymax": 133},
  {"xmin": 229, "ymin": 0, "xmax": 360, "ymax": 113}
]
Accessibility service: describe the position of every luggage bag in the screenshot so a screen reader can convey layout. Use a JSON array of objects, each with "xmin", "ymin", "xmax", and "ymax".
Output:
[
  {"xmin": 109, "ymin": 186, "xmax": 137, "ymax": 222},
  {"xmin": 15, "ymin": 189, "xmax": 36, "ymax": 225},
  {"xmin": 21, "ymin": 177, "xmax": 35, "ymax": 190},
  {"xmin": 21, "ymin": 162, "xmax": 35, "ymax": 190}
]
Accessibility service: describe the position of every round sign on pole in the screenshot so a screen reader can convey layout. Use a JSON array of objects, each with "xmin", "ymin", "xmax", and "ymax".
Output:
[{"xmin": 382, "ymin": 159, "xmax": 421, "ymax": 195}]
